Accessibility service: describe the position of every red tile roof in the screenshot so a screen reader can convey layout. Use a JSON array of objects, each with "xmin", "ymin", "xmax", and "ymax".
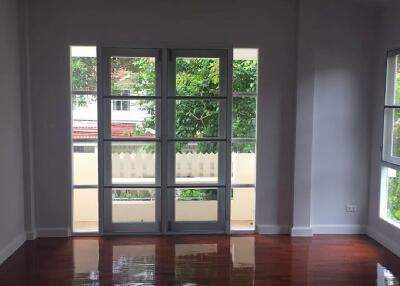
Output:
[{"xmin": 73, "ymin": 122, "xmax": 155, "ymax": 139}]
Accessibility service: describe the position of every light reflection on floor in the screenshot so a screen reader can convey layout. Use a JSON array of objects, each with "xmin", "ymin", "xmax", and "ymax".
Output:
[
  {"xmin": 69, "ymin": 236, "xmax": 400, "ymax": 286},
  {"xmin": 112, "ymin": 245, "xmax": 156, "ymax": 284},
  {"xmin": 377, "ymin": 263, "xmax": 400, "ymax": 286},
  {"xmin": 73, "ymin": 239, "xmax": 99, "ymax": 285},
  {"xmin": 72, "ymin": 237, "xmax": 256, "ymax": 285}
]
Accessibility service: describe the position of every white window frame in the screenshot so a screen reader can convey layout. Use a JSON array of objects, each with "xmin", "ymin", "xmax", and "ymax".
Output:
[
  {"xmin": 70, "ymin": 45, "xmax": 258, "ymax": 235},
  {"xmin": 383, "ymin": 50, "xmax": 400, "ymax": 165},
  {"xmin": 229, "ymin": 49, "xmax": 258, "ymax": 232},
  {"xmin": 70, "ymin": 45, "xmax": 99, "ymax": 235},
  {"xmin": 380, "ymin": 49, "xmax": 400, "ymax": 229}
]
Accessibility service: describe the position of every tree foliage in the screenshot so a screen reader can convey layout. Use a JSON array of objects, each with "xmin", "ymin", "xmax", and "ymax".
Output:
[
  {"xmin": 387, "ymin": 62, "xmax": 400, "ymax": 222},
  {"xmin": 388, "ymin": 173, "xmax": 400, "ymax": 221},
  {"xmin": 71, "ymin": 57, "xmax": 97, "ymax": 92},
  {"xmin": 72, "ymin": 56, "xmax": 257, "ymax": 200},
  {"xmin": 72, "ymin": 56, "xmax": 257, "ymax": 153}
]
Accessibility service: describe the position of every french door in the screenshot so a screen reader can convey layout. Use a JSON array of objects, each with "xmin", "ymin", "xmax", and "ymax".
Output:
[{"xmin": 100, "ymin": 48, "xmax": 229, "ymax": 234}]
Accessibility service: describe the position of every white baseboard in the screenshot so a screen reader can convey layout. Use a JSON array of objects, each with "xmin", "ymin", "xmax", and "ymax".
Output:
[
  {"xmin": 0, "ymin": 232, "xmax": 26, "ymax": 265},
  {"xmin": 312, "ymin": 224, "xmax": 366, "ymax": 234},
  {"xmin": 36, "ymin": 227, "xmax": 71, "ymax": 238},
  {"xmin": 26, "ymin": 230, "xmax": 37, "ymax": 240},
  {"xmin": 291, "ymin": 226, "xmax": 313, "ymax": 237},
  {"xmin": 257, "ymin": 224, "xmax": 366, "ymax": 236},
  {"xmin": 257, "ymin": 224, "xmax": 291, "ymax": 234},
  {"xmin": 367, "ymin": 226, "xmax": 400, "ymax": 257}
]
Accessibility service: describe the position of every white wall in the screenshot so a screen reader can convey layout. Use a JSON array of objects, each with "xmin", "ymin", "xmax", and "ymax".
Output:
[
  {"xmin": 0, "ymin": 0, "xmax": 26, "ymax": 263},
  {"xmin": 21, "ymin": 0, "xmax": 383, "ymax": 239},
  {"xmin": 309, "ymin": 1, "xmax": 375, "ymax": 227},
  {"xmin": 368, "ymin": 1, "xmax": 400, "ymax": 256},
  {"xmin": 293, "ymin": 0, "xmax": 376, "ymax": 235},
  {"xmin": 25, "ymin": 0, "xmax": 298, "ymax": 231}
]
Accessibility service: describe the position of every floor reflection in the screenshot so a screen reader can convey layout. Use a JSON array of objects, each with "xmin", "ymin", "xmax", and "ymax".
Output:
[
  {"xmin": 72, "ymin": 239, "xmax": 99, "ymax": 285},
  {"xmin": 112, "ymin": 245, "xmax": 156, "ymax": 285},
  {"xmin": 377, "ymin": 263, "xmax": 400, "ymax": 286},
  {"xmin": 175, "ymin": 243, "xmax": 219, "ymax": 285},
  {"xmin": 58, "ymin": 236, "xmax": 400, "ymax": 286},
  {"xmin": 230, "ymin": 237, "xmax": 255, "ymax": 285},
  {"xmin": 230, "ymin": 237, "xmax": 255, "ymax": 268}
]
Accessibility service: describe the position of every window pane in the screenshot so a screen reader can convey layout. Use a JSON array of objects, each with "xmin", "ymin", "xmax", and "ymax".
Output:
[
  {"xmin": 175, "ymin": 99, "xmax": 219, "ymax": 138},
  {"xmin": 110, "ymin": 99, "xmax": 157, "ymax": 139},
  {"xmin": 175, "ymin": 189, "xmax": 218, "ymax": 221},
  {"xmin": 73, "ymin": 188, "xmax": 98, "ymax": 232},
  {"xmin": 110, "ymin": 56, "xmax": 156, "ymax": 96},
  {"xmin": 384, "ymin": 108, "xmax": 400, "ymax": 161},
  {"xmin": 176, "ymin": 57, "xmax": 220, "ymax": 97},
  {"xmin": 72, "ymin": 93, "xmax": 98, "ymax": 185},
  {"xmin": 232, "ymin": 142, "xmax": 256, "ymax": 185},
  {"xmin": 394, "ymin": 55, "xmax": 400, "ymax": 105},
  {"xmin": 231, "ymin": 188, "xmax": 255, "ymax": 231},
  {"xmin": 110, "ymin": 142, "xmax": 156, "ymax": 185},
  {"xmin": 71, "ymin": 46, "xmax": 97, "ymax": 92},
  {"xmin": 392, "ymin": 109, "xmax": 400, "ymax": 158},
  {"xmin": 72, "ymin": 94, "xmax": 98, "ymax": 138},
  {"xmin": 381, "ymin": 167, "xmax": 400, "ymax": 224},
  {"xmin": 112, "ymin": 189, "xmax": 156, "ymax": 223},
  {"xmin": 233, "ymin": 60, "xmax": 257, "ymax": 93},
  {"xmin": 73, "ymin": 143, "xmax": 98, "ymax": 185},
  {"xmin": 386, "ymin": 55, "xmax": 400, "ymax": 106},
  {"xmin": 175, "ymin": 142, "xmax": 219, "ymax": 184},
  {"xmin": 232, "ymin": 96, "xmax": 256, "ymax": 138}
]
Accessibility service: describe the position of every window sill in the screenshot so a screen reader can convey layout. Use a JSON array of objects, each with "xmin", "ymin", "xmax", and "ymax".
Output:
[{"xmin": 380, "ymin": 216, "xmax": 400, "ymax": 230}]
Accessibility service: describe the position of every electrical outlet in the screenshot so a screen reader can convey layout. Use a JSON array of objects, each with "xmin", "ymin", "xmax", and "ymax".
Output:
[{"xmin": 346, "ymin": 205, "xmax": 357, "ymax": 213}]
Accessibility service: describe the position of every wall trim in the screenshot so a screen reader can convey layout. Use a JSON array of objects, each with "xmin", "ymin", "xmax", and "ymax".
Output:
[
  {"xmin": 257, "ymin": 225, "xmax": 366, "ymax": 235},
  {"xmin": 291, "ymin": 226, "xmax": 313, "ymax": 237},
  {"xmin": 26, "ymin": 230, "xmax": 37, "ymax": 240},
  {"xmin": 257, "ymin": 224, "xmax": 291, "ymax": 234},
  {"xmin": 367, "ymin": 226, "xmax": 400, "ymax": 257},
  {"xmin": 0, "ymin": 232, "xmax": 26, "ymax": 265},
  {"xmin": 36, "ymin": 227, "xmax": 71, "ymax": 238},
  {"xmin": 312, "ymin": 224, "xmax": 366, "ymax": 234}
]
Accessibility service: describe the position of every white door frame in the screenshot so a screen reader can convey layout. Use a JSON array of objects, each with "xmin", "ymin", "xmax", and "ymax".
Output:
[{"xmin": 98, "ymin": 47, "xmax": 232, "ymax": 234}]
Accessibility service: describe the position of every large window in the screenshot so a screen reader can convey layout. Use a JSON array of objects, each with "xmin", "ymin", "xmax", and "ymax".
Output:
[
  {"xmin": 380, "ymin": 167, "xmax": 400, "ymax": 226},
  {"xmin": 230, "ymin": 49, "xmax": 258, "ymax": 231},
  {"xmin": 381, "ymin": 51, "xmax": 400, "ymax": 227},
  {"xmin": 70, "ymin": 46, "xmax": 99, "ymax": 233},
  {"xmin": 383, "ymin": 53, "xmax": 400, "ymax": 164},
  {"xmin": 70, "ymin": 47, "xmax": 258, "ymax": 234}
]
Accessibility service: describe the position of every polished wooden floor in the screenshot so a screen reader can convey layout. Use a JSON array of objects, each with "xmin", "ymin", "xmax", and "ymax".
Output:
[{"xmin": 0, "ymin": 235, "xmax": 399, "ymax": 285}]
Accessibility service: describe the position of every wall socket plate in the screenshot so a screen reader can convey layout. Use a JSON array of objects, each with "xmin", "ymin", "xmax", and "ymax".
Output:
[{"xmin": 346, "ymin": 205, "xmax": 357, "ymax": 213}]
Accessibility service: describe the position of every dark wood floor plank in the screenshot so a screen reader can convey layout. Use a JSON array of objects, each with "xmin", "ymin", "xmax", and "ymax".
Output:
[{"xmin": 0, "ymin": 235, "xmax": 399, "ymax": 285}]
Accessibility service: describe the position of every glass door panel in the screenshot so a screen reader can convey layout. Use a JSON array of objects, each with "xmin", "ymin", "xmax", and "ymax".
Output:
[
  {"xmin": 107, "ymin": 141, "xmax": 158, "ymax": 185},
  {"xmin": 175, "ymin": 188, "xmax": 218, "ymax": 222},
  {"xmin": 174, "ymin": 141, "xmax": 220, "ymax": 184},
  {"xmin": 167, "ymin": 50, "xmax": 228, "ymax": 233},
  {"xmin": 168, "ymin": 188, "xmax": 226, "ymax": 232},
  {"xmin": 102, "ymin": 48, "xmax": 161, "ymax": 234},
  {"xmin": 100, "ymin": 48, "xmax": 229, "ymax": 234},
  {"xmin": 111, "ymin": 188, "xmax": 157, "ymax": 223}
]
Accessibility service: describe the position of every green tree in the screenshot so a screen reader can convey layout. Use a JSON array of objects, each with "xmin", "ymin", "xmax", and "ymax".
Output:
[
  {"xmin": 176, "ymin": 189, "xmax": 217, "ymax": 201},
  {"xmin": 388, "ymin": 173, "xmax": 400, "ymax": 221},
  {"xmin": 72, "ymin": 57, "xmax": 258, "ymax": 200},
  {"xmin": 71, "ymin": 57, "xmax": 97, "ymax": 107},
  {"xmin": 71, "ymin": 57, "xmax": 97, "ymax": 92},
  {"xmin": 387, "ymin": 61, "xmax": 400, "ymax": 222},
  {"xmin": 72, "ymin": 57, "xmax": 257, "ymax": 152}
]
